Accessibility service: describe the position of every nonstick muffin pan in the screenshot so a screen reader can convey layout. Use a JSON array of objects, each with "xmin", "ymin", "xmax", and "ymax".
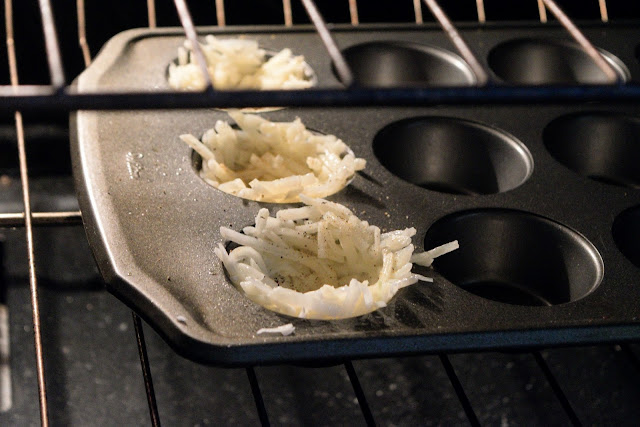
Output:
[{"xmin": 72, "ymin": 24, "xmax": 640, "ymax": 365}]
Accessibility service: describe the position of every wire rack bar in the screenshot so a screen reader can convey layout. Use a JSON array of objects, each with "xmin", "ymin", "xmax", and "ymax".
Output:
[
  {"xmin": 15, "ymin": 111, "xmax": 49, "ymax": 426},
  {"xmin": 282, "ymin": 0, "xmax": 293, "ymax": 27},
  {"xmin": 300, "ymin": 0, "xmax": 353, "ymax": 86},
  {"xmin": 598, "ymin": 0, "xmax": 608, "ymax": 22},
  {"xmin": 476, "ymin": 0, "xmax": 486, "ymax": 23},
  {"xmin": 538, "ymin": 0, "xmax": 548, "ymax": 23},
  {"xmin": 4, "ymin": 1, "xmax": 17, "ymax": 87},
  {"xmin": 133, "ymin": 313, "xmax": 161, "ymax": 427},
  {"xmin": 541, "ymin": 0, "xmax": 617, "ymax": 83},
  {"xmin": 344, "ymin": 361, "xmax": 376, "ymax": 426},
  {"xmin": 348, "ymin": 0, "xmax": 359, "ymax": 25},
  {"xmin": 215, "ymin": 0, "xmax": 226, "ymax": 26},
  {"xmin": 37, "ymin": 0, "xmax": 65, "ymax": 88},
  {"xmin": 3, "ymin": 85, "xmax": 640, "ymax": 111},
  {"xmin": 172, "ymin": 0, "xmax": 213, "ymax": 89},
  {"xmin": 413, "ymin": 0, "xmax": 423, "ymax": 23},
  {"xmin": 421, "ymin": 0, "xmax": 489, "ymax": 85},
  {"xmin": 246, "ymin": 367, "xmax": 270, "ymax": 426},
  {"xmin": 0, "ymin": 211, "xmax": 83, "ymax": 228},
  {"xmin": 4, "ymin": 1, "xmax": 49, "ymax": 424},
  {"xmin": 533, "ymin": 351, "xmax": 581, "ymax": 426},
  {"xmin": 76, "ymin": 0, "xmax": 91, "ymax": 67},
  {"xmin": 439, "ymin": 354, "xmax": 480, "ymax": 426},
  {"xmin": 148, "ymin": 0, "xmax": 157, "ymax": 28}
]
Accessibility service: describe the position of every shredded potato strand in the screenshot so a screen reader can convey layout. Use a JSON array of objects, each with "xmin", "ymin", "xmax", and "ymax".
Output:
[
  {"xmin": 181, "ymin": 112, "xmax": 366, "ymax": 203},
  {"xmin": 168, "ymin": 35, "xmax": 313, "ymax": 91},
  {"xmin": 215, "ymin": 197, "xmax": 458, "ymax": 320}
]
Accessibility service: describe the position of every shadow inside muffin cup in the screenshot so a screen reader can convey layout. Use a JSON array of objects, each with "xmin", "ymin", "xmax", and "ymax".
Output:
[
  {"xmin": 335, "ymin": 41, "xmax": 477, "ymax": 87},
  {"xmin": 424, "ymin": 209, "xmax": 604, "ymax": 306},
  {"xmin": 543, "ymin": 112, "xmax": 640, "ymax": 188},
  {"xmin": 612, "ymin": 206, "xmax": 640, "ymax": 268},
  {"xmin": 372, "ymin": 117, "xmax": 533, "ymax": 195},
  {"xmin": 488, "ymin": 38, "xmax": 629, "ymax": 85}
]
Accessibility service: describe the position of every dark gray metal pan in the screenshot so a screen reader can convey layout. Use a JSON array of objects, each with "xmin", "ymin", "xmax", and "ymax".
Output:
[{"xmin": 71, "ymin": 24, "xmax": 640, "ymax": 365}]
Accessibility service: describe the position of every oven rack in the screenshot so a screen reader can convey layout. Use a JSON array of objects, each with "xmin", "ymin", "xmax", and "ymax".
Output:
[
  {"xmin": 2, "ymin": 1, "xmax": 640, "ymax": 113},
  {"xmin": 0, "ymin": 0, "xmax": 639, "ymax": 425}
]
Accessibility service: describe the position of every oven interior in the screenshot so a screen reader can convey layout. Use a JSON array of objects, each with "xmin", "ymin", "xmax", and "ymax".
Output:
[{"xmin": 1, "ymin": 0, "xmax": 640, "ymax": 424}]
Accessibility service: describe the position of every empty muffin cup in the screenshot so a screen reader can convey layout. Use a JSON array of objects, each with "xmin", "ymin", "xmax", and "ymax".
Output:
[
  {"xmin": 372, "ymin": 117, "xmax": 533, "ymax": 195},
  {"xmin": 337, "ymin": 41, "xmax": 477, "ymax": 87},
  {"xmin": 424, "ymin": 209, "xmax": 603, "ymax": 306},
  {"xmin": 543, "ymin": 112, "xmax": 640, "ymax": 188},
  {"xmin": 488, "ymin": 38, "xmax": 629, "ymax": 85},
  {"xmin": 613, "ymin": 206, "xmax": 640, "ymax": 268}
]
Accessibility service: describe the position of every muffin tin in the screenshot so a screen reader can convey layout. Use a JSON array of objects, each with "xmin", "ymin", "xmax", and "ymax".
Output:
[{"xmin": 72, "ymin": 23, "xmax": 640, "ymax": 365}]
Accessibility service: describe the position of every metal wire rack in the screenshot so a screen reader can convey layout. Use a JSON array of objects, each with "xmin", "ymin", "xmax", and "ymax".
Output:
[{"xmin": 0, "ymin": 0, "xmax": 639, "ymax": 425}]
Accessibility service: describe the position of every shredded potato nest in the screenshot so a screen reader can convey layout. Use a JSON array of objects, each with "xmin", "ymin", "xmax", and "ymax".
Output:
[
  {"xmin": 168, "ymin": 35, "xmax": 314, "ymax": 91},
  {"xmin": 215, "ymin": 196, "xmax": 459, "ymax": 320},
  {"xmin": 181, "ymin": 111, "xmax": 366, "ymax": 203}
]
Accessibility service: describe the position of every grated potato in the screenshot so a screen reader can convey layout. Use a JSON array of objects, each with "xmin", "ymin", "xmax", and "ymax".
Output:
[
  {"xmin": 168, "ymin": 35, "xmax": 314, "ymax": 91},
  {"xmin": 215, "ymin": 196, "xmax": 458, "ymax": 320},
  {"xmin": 181, "ymin": 111, "xmax": 366, "ymax": 203}
]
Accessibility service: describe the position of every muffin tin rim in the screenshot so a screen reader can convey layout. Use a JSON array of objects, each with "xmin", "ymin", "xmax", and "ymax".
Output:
[{"xmin": 72, "ymin": 24, "xmax": 640, "ymax": 365}]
